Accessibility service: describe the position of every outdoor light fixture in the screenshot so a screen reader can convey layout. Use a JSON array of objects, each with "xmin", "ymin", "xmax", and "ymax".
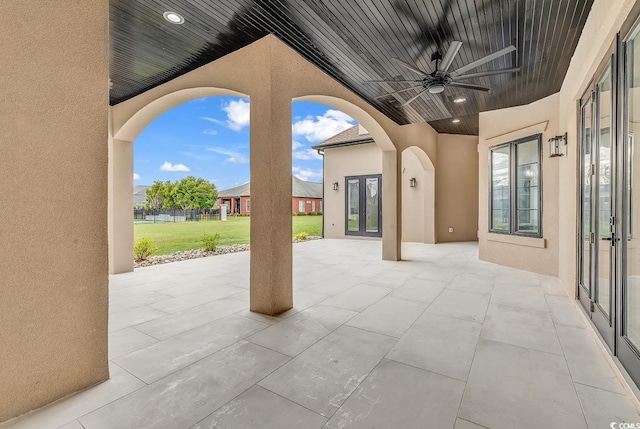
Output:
[
  {"xmin": 163, "ymin": 11, "xmax": 185, "ymax": 24},
  {"xmin": 452, "ymin": 118, "xmax": 461, "ymax": 123},
  {"xmin": 332, "ymin": 182, "xmax": 339, "ymax": 191},
  {"xmin": 409, "ymin": 177, "xmax": 417, "ymax": 188},
  {"xmin": 453, "ymin": 97, "xmax": 466, "ymax": 103},
  {"xmin": 549, "ymin": 133, "xmax": 567, "ymax": 157}
]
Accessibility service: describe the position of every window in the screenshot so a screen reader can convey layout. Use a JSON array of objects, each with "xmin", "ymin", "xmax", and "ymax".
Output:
[
  {"xmin": 298, "ymin": 200, "xmax": 305, "ymax": 213},
  {"xmin": 312, "ymin": 201, "xmax": 316, "ymax": 212},
  {"xmin": 245, "ymin": 199, "xmax": 250, "ymax": 213},
  {"xmin": 490, "ymin": 134, "xmax": 542, "ymax": 236}
]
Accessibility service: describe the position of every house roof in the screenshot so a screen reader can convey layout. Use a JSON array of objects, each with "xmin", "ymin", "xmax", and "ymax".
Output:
[
  {"xmin": 219, "ymin": 176, "xmax": 322, "ymax": 198},
  {"xmin": 312, "ymin": 125, "xmax": 374, "ymax": 150},
  {"xmin": 108, "ymin": 0, "xmax": 594, "ymax": 136}
]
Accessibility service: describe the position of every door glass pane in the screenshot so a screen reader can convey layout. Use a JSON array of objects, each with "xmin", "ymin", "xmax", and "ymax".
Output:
[
  {"xmin": 516, "ymin": 139, "xmax": 540, "ymax": 233},
  {"xmin": 347, "ymin": 179, "xmax": 360, "ymax": 232},
  {"xmin": 581, "ymin": 97, "xmax": 593, "ymax": 292},
  {"xmin": 365, "ymin": 177, "xmax": 379, "ymax": 233},
  {"xmin": 491, "ymin": 146, "xmax": 510, "ymax": 231},
  {"xmin": 597, "ymin": 64, "xmax": 613, "ymax": 317},
  {"xmin": 626, "ymin": 30, "xmax": 640, "ymax": 348}
]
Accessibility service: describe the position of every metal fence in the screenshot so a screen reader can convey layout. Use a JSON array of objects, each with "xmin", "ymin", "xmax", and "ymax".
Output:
[{"xmin": 134, "ymin": 209, "xmax": 221, "ymax": 223}]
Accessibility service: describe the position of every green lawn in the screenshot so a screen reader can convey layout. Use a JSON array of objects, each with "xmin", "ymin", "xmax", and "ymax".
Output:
[{"xmin": 134, "ymin": 215, "xmax": 322, "ymax": 255}]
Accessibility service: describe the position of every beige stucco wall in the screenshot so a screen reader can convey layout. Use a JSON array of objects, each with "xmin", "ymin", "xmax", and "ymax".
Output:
[
  {"xmin": 436, "ymin": 134, "xmax": 479, "ymax": 243},
  {"xmin": 323, "ymin": 143, "xmax": 382, "ymax": 239},
  {"xmin": 0, "ymin": 3, "xmax": 109, "ymax": 422},
  {"xmin": 402, "ymin": 150, "xmax": 426, "ymax": 243},
  {"xmin": 478, "ymin": 94, "xmax": 560, "ymax": 276}
]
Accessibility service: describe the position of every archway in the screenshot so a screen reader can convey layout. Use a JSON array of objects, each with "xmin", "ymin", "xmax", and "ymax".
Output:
[
  {"xmin": 401, "ymin": 146, "xmax": 436, "ymax": 244},
  {"xmin": 294, "ymin": 95, "xmax": 400, "ymax": 261},
  {"xmin": 109, "ymin": 88, "xmax": 249, "ymax": 274}
]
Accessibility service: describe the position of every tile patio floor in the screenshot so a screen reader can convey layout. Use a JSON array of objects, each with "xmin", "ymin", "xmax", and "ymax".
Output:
[{"xmin": 3, "ymin": 239, "xmax": 640, "ymax": 429}]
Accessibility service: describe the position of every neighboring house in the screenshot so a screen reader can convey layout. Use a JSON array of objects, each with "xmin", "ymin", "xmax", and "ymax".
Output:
[
  {"xmin": 218, "ymin": 176, "xmax": 323, "ymax": 215},
  {"xmin": 313, "ymin": 124, "xmax": 443, "ymax": 244}
]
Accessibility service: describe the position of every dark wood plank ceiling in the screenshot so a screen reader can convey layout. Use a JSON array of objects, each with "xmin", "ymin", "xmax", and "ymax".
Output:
[{"xmin": 109, "ymin": 0, "xmax": 593, "ymax": 135}]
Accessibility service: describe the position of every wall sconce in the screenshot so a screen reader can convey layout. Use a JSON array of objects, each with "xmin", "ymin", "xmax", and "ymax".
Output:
[
  {"xmin": 549, "ymin": 133, "xmax": 567, "ymax": 157},
  {"xmin": 332, "ymin": 182, "xmax": 339, "ymax": 191},
  {"xmin": 409, "ymin": 177, "xmax": 417, "ymax": 188}
]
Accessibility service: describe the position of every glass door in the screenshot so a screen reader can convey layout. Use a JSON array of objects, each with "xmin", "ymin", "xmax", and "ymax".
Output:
[
  {"xmin": 578, "ymin": 56, "xmax": 616, "ymax": 349},
  {"xmin": 345, "ymin": 175, "xmax": 382, "ymax": 237},
  {"xmin": 619, "ymin": 24, "xmax": 640, "ymax": 385}
]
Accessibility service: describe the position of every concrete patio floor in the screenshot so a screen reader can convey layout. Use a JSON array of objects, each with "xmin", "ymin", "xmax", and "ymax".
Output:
[{"xmin": 3, "ymin": 239, "xmax": 640, "ymax": 429}]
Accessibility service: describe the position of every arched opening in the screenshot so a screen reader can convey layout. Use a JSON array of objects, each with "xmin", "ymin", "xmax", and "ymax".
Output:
[
  {"xmin": 294, "ymin": 95, "xmax": 400, "ymax": 261},
  {"xmin": 401, "ymin": 146, "xmax": 436, "ymax": 244},
  {"xmin": 109, "ymin": 88, "xmax": 249, "ymax": 274}
]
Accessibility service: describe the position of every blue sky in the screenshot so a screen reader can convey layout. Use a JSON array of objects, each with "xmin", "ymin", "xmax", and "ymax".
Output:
[{"xmin": 133, "ymin": 97, "xmax": 356, "ymax": 191}]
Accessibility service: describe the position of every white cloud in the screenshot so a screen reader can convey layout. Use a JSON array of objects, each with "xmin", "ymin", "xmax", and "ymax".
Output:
[
  {"xmin": 293, "ymin": 149, "xmax": 323, "ymax": 160},
  {"xmin": 292, "ymin": 140, "xmax": 303, "ymax": 150},
  {"xmin": 133, "ymin": 173, "xmax": 141, "ymax": 181},
  {"xmin": 160, "ymin": 161, "xmax": 190, "ymax": 172},
  {"xmin": 207, "ymin": 147, "xmax": 249, "ymax": 164},
  {"xmin": 222, "ymin": 99, "xmax": 250, "ymax": 131},
  {"xmin": 292, "ymin": 109, "xmax": 356, "ymax": 142},
  {"xmin": 292, "ymin": 166, "xmax": 322, "ymax": 181},
  {"xmin": 201, "ymin": 116, "xmax": 225, "ymax": 126},
  {"xmin": 202, "ymin": 129, "xmax": 218, "ymax": 136}
]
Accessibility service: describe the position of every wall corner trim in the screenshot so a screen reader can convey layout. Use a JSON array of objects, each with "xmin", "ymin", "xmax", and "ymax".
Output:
[
  {"xmin": 485, "ymin": 121, "xmax": 549, "ymax": 146},
  {"xmin": 485, "ymin": 233, "xmax": 547, "ymax": 249}
]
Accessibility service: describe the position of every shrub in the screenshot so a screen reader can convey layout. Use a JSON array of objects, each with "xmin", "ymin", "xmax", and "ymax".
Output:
[
  {"xmin": 316, "ymin": 211, "xmax": 322, "ymax": 216},
  {"xmin": 297, "ymin": 211, "xmax": 307, "ymax": 216},
  {"xmin": 201, "ymin": 232, "xmax": 221, "ymax": 252},
  {"xmin": 134, "ymin": 238, "xmax": 157, "ymax": 262},
  {"xmin": 294, "ymin": 231, "xmax": 309, "ymax": 241},
  {"xmin": 308, "ymin": 211, "xmax": 317, "ymax": 216},
  {"xmin": 292, "ymin": 211, "xmax": 297, "ymax": 216}
]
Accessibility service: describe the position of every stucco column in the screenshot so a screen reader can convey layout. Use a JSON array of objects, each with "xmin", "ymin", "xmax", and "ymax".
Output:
[
  {"xmin": 382, "ymin": 150, "xmax": 401, "ymax": 260},
  {"xmin": 108, "ymin": 136, "xmax": 134, "ymax": 274},
  {"xmin": 249, "ymin": 89, "xmax": 293, "ymax": 315}
]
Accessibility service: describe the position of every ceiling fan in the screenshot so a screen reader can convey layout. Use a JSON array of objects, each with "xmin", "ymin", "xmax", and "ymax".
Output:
[{"xmin": 369, "ymin": 41, "xmax": 519, "ymax": 106}]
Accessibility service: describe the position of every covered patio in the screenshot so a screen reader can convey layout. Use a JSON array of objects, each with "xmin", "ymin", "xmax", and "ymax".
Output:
[{"xmin": 2, "ymin": 240, "xmax": 638, "ymax": 429}]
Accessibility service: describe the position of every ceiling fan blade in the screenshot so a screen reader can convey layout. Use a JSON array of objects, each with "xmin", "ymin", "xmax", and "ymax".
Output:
[
  {"xmin": 402, "ymin": 89, "xmax": 429, "ymax": 106},
  {"xmin": 449, "ymin": 82, "xmax": 491, "ymax": 91},
  {"xmin": 453, "ymin": 67, "xmax": 521, "ymax": 80},
  {"xmin": 450, "ymin": 45, "xmax": 516, "ymax": 77},
  {"xmin": 365, "ymin": 79, "xmax": 423, "ymax": 84},
  {"xmin": 391, "ymin": 57, "xmax": 431, "ymax": 76},
  {"xmin": 375, "ymin": 85, "xmax": 425, "ymax": 99},
  {"xmin": 439, "ymin": 41, "xmax": 463, "ymax": 73}
]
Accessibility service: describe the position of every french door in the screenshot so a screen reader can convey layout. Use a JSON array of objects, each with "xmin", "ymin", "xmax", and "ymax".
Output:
[
  {"xmin": 579, "ymin": 22, "xmax": 640, "ymax": 385},
  {"xmin": 578, "ymin": 52, "xmax": 616, "ymax": 349},
  {"xmin": 618, "ymin": 23, "xmax": 640, "ymax": 384},
  {"xmin": 345, "ymin": 175, "xmax": 382, "ymax": 237}
]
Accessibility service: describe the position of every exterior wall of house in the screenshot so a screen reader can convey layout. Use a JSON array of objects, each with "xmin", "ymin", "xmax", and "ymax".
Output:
[
  {"xmin": 0, "ymin": 2, "xmax": 109, "ymax": 422},
  {"xmin": 323, "ymin": 143, "xmax": 383, "ymax": 239},
  {"xmin": 292, "ymin": 197, "xmax": 323, "ymax": 214},
  {"xmin": 478, "ymin": 94, "xmax": 561, "ymax": 277},
  {"xmin": 477, "ymin": 0, "xmax": 638, "ymax": 292},
  {"xmin": 436, "ymin": 134, "xmax": 479, "ymax": 243},
  {"xmin": 401, "ymin": 149, "xmax": 426, "ymax": 243}
]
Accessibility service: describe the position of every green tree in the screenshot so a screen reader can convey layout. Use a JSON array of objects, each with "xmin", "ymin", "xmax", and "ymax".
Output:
[
  {"xmin": 145, "ymin": 181, "xmax": 166, "ymax": 210},
  {"xmin": 171, "ymin": 176, "xmax": 218, "ymax": 210}
]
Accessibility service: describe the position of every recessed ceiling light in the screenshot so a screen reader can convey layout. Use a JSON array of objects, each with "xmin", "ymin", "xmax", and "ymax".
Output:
[
  {"xmin": 453, "ymin": 97, "xmax": 467, "ymax": 103},
  {"xmin": 163, "ymin": 11, "xmax": 185, "ymax": 24},
  {"xmin": 452, "ymin": 119, "xmax": 461, "ymax": 123},
  {"xmin": 428, "ymin": 84, "xmax": 445, "ymax": 94}
]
